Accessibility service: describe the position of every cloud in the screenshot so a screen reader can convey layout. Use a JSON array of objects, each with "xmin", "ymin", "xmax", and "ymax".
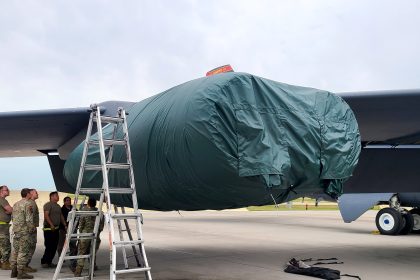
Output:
[
  {"xmin": 1, "ymin": 0, "xmax": 420, "ymax": 112},
  {"xmin": 0, "ymin": 0, "xmax": 420, "ymax": 188}
]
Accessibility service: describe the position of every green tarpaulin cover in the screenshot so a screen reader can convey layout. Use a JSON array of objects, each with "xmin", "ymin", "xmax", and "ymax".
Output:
[{"xmin": 64, "ymin": 72, "xmax": 360, "ymax": 210}]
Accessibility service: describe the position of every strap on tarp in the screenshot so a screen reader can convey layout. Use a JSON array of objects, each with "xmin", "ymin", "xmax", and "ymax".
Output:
[
  {"xmin": 341, "ymin": 274, "xmax": 362, "ymax": 280},
  {"xmin": 302, "ymin": 257, "xmax": 339, "ymax": 262},
  {"xmin": 302, "ymin": 257, "xmax": 344, "ymax": 266},
  {"xmin": 313, "ymin": 261, "xmax": 344, "ymax": 265}
]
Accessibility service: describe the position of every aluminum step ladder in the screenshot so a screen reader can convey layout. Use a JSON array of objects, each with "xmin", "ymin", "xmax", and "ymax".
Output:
[{"xmin": 53, "ymin": 104, "xmax": 152, "ymax": 280}]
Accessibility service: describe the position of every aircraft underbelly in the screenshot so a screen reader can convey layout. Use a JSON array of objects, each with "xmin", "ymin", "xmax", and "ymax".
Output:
[{"xmin": 344, "ymin": 148, "xmax": 420, "ymax": 194}]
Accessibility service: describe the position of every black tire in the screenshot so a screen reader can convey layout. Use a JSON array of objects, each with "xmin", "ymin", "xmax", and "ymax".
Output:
[
  {"xmin": 375, "ymin": 208, "xmax": 404, "ymax": 235},
  {"xmin": 399, "ymin": 212, "xmax": 414, "ymax": 235},
  {"xmin": 409, "ymin": 208, "xmax": 420, "ymax": 234}
]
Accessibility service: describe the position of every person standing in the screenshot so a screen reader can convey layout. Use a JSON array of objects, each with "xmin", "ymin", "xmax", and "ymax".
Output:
[
  {"xmin": 57, "ymin": 196, "xmax": 77, "ymax": 257},
  {"xmin": 25, "ymin": 189, "xmax": 39, "ymax": 273},
  {"xmin": 0, "ymin": 185, "xmax": 12, "ymax": 270},
  {"xmin": 10, "ymin": 188, "xmax": 35, "ymax": 279},
  {"xmin": 74, "ymin": 198, "xmax": 104, "ymax": 277},
  {"xmin": 41, "ymin": 191, "xmax": 67, "ymax": 268}
]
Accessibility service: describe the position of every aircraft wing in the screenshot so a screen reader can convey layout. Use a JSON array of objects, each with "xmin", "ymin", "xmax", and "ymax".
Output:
[
  {"xmin": 2, "ymin": 90, "xmax": 418, "ymax": 158},
  {"xmin": 0, "ymin": 101, "xmax": 135, "ymax": 194},
  {"xmin": 0, "ymin": 101, "xmax": 135, "ymax": 158},
  {"xmin": 0, "ymin": 107, "xmax": 90, "ymax": 157},
  {"xmin": 340, "ymin": 89, "xmax": 420, "ymax": 144}
]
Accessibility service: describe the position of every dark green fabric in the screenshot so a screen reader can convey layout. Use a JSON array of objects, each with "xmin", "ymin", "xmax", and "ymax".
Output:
[{"xmin": 64, "ymin": 72, "xmax": 360, "ymax": 210}]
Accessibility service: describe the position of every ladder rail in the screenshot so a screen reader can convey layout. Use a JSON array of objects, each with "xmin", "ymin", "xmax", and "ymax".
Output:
[
  {"xmin": 114, "ymin": 206, "xmax": 129, "ymax": 269},
  {"xmin": 122, "ymin": 209, "xmax": 142, "ymax": 267},
  {"xmin": 104, "ymin": 108, "xmax": 120, "ymax": 280},
  {"xmin": 53, "ymin": 110, "xmax": 95, "ymax": 280},
  {"xmin": 73, "ymin": 111, "xmax": 95, "ymax": 211},
  {"xmin": 110, "ymin": 111, "xmax": 132, "ymax": 270},
  {"xmin": 121, "ymin": 109, "xmax": 152, "ymax": 277},
  {"xmin": 114, "ymin": 206, "xmax": 142, "ymax": 268},
  {"xmin": 90, "ymin": 105, "xmax": 110, "ymax": 280},
  {"xmin": 53, "ymin": 208, "xmax": 77, "ymax": 280}
]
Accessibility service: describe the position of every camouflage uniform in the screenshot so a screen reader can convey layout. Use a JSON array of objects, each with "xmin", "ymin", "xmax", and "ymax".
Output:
[
  {"xmin": 10, "ymin": 199, "xmax": 36, "ymax": 272},
  {"xmin": 26, "ymin": 199, "xmax": 39, "ymax": 264},
  {"xmin": 0, "ymin": 197, "xmax": 12, "ymax": 264},
  {"xmin": 76, "ymin": 206, "xmax": 104, "ymax": 270}
]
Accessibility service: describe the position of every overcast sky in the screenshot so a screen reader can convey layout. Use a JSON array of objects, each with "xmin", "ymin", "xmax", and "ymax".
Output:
[{"xmin": 1, "ymin": 0, "xmax": 419, "ymax": 190}]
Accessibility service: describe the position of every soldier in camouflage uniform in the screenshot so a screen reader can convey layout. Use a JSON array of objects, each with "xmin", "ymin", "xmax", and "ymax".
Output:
[
  {"xmin": 10, "ymin": 188, "xmax": 35, "ymax": 279},
  {"xmin": 25, "ymin": 189, "xmax": 39, "ymax": 273},
  {"xmin": 74, "ymin": 198, "xmax": 104, "ymax": 277},
  {"xmin": 0, "ymin": 185, "xmax": 13, "ymax": 270}
]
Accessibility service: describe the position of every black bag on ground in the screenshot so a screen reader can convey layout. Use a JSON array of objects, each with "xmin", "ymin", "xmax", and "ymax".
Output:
[{"xmin": 284, "ymin": 264, "xmax": 341, "ymax": 280}]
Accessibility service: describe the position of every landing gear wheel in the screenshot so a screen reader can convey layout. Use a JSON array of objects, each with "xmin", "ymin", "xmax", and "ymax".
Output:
[
  {"xmin": 399, "ymin": 212, "xmax": 414, "ymax": 235},
  {"xmin": 375, "ymin": 208, "xmax": 404, "ymax": 235},
  {"xmin": 409, "ymin": 208, "xmax": 420, "ymax": 234}
]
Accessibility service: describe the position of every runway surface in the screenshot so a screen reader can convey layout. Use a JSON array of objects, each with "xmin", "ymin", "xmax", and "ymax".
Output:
[{"xmin": 1, "ymin": 210, "xmax": 418, "ymax": 279}]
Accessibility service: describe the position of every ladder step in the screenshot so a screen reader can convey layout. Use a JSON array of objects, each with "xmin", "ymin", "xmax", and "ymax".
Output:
[
  {"xmin": 84, "ymin": 163, "xmax": 131, "ymax": 170},
  {"xmin": 89, "ymin": 139, "xmax": 126, "ymax": 146},
  {"xmin": 70, "ymin": 233, "xmax": 95, "ymax": 239},
  {"xmin": 114, "ymin": 267, "xmax": 151, "ymax": 275},
  {"xmin": 58, "ymin": 277, "xmax": 89, "ymax": 280},
  {"xmin": 83, "ymin": 164, "xmax": 102, "ymax": 171},
  {"xmin": 79, "ymin": 187, "xmax": 134, "ymax": 195},
  {"xmin": 74, "ymin": 210, "xmax": 100, "ymax": 216},
  {"xmin": 111, "ymin": 213, "xmax": 142, "ymax": 219},
  {"xmin": 113, "ymin": 240, "xmax": 144, "ymax": 246},
  {"xmin": 109, "ymin": 188, "xmax": 134, "ymax": 194},
  {"xmin": 106, "ymin": 163, "xmax": 131, "ymax": 169},
  {"xmin": 79, "ymin": 188, "xmax": 103, "ymax": 194},
  {"xmin": 63, "ymin": 254, "xmax": 91, "ymax": 260},
  {"xmin": 94, "ymin": 116, "xmax": 124, "ymax": 124}
]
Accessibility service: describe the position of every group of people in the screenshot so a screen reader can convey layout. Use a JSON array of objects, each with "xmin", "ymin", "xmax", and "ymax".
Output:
[{"xmin": 0, "ymin": 185, "xmax": 104, "ymax": 279}]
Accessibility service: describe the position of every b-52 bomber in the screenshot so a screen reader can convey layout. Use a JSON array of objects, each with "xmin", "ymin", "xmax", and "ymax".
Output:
[{"xmin": 0, "ymin": 68, "xmax": 419, "ymax": 235}]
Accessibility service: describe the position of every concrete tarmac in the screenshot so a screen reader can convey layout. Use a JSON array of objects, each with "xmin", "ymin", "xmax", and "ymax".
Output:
[{"xmin": 1, "ymin": 210, "xmax": 418, "ymax": 279}]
